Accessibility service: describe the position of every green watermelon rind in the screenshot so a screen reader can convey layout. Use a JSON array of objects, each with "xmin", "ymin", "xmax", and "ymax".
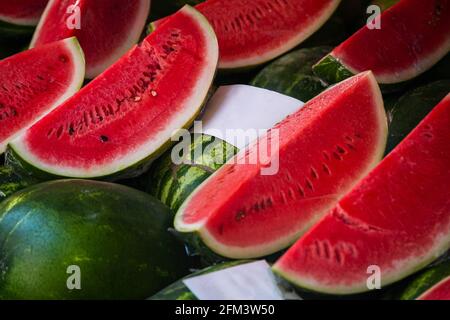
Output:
[
  {"xmin": 0, "ymin": 20, "xmax": 35, "ymax": 37},
  {"xmin": 7, "ymin": 6, "xmax": 219, "ymax": 181},
  {"xmin": 147, "ymin": 133, "xmax": 238, "ymax": 212},
  {"xmin": 312, "ymin": 54, "xmax": 407, "ymax": 93},
  {"xmin": 399, "ymin": 260, "xmax": 450, "ymax": 300},
  {"xmin": 386, "ymin": 80, "xmax": 450, "ymax": 154},
  {"xmin": 0, "ymin": 37, "xmax": 85, "ymax": 154},
  {"xmin": 0, "ymin": 166, "xmax": 35, "ymax": 203}
]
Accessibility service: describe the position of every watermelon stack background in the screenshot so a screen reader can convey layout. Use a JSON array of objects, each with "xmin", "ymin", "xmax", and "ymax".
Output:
[{"xmin": 0, "ymin": 0, "xmax": 449, "ymax": 300}]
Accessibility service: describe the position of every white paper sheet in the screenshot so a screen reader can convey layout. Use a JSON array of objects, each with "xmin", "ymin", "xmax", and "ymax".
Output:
[
  {"xmin": 183, "ymin": 260, "xmax": 285, "ymax": 300},
  {"xmin": 195, "ymin": 85, "xmax": 303, "ymax": 149}
]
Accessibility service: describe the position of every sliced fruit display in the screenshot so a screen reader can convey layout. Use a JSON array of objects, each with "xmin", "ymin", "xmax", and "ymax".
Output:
[
  {"xmin": 386, "ymin": 80, "xmax": 450, "ymax": 153},
  {"xmin": 400, "ymin": 259, "xmax": 450, "ymax": 300},
  {"xmin": 31, "ymin": 0, "xmax": 151, "ymax": 78},
  {"xmin": 0, "ymin": 179, "xmax": 190, "ymax": 299},
  {"xmin": 8, "ymin": 6, "xmax": 219, "ymax": 180},
  {"xmin": 0, "ymin": 37, "xmax": 85, "ymax": 153},
  {"xmin": 147, "ymin": 85, "xmax": 302, "ymax": 212},
  {"xmin": 251, "ymin": 47, "xmax": 331, "ymax": 102},
  {"xmin": 0, "ymin": 0, "xmax": 48, "ymax": 26},
  {"xmin": 274, "ymin": 94, "xmax": 450, "ymax": 295},
  {"xmin": 152, "ymin": 0, "xmax": 341, "ymax": 70},
  {"xmin": 313, "ymin": 0, "xmax": 450, "ymax": 85},
  {"xmin": 174, "ymin": 72, "xmax": 388, "ymax": 259}
]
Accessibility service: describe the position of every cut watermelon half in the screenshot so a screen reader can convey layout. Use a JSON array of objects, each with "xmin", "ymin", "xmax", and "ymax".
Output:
[
  {"xmin": 174, "ymin": 71, "xmax": 388, "ymax": 259},
  {"xmin": 8, "ymin": 6, "xmax": 219, "ymax": 180},
  {"xmin": 152, "ymin": 0, "xmax": 341, "ymax": 70},
  {"xmin": 313, "ymin": 0, "xmax": 450, "ymax": 84},
  {"xmin": 0, "ymin": 37, "xmax": 84, "ymax": 154},
  {"xmin": 0, "ymin": 0, "xmax": 48, "ymax": 26},
  {"xmin": 31, "ymin": 0, "xmax": 151, "ymax": 78},
  {"xmin": 274, "ymin": 94, "xmax": 450, "ymax": 295}
]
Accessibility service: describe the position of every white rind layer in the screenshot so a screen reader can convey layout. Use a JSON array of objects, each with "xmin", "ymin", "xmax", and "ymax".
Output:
[{"xmin": 1, "ymin": 37, "xmax": 85, "ymax": 153}]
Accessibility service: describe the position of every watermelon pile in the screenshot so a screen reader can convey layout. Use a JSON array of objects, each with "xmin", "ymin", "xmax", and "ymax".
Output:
[{"xmin": 0, "ymin": 0, "xmax": 449, "ymax": 300}]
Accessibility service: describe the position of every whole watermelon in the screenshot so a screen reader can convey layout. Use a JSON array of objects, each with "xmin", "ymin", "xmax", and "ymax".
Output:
[{"xmin": 0, "ymin": 180, "xmax": 190, "ymax": 299}]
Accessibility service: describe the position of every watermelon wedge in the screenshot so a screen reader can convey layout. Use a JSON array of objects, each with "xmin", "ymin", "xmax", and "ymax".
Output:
[
  {"xmin": 31, "ymin": 0, "xmax": 151, "ymax": 78},
  {"xmin": 313, "ymin": 0, "xmax": 450, "ymax": 85},
  {"xmin": 418, "ymin": 277, "xmax": 450, "ymax": 300},
  {"xmin": 148, "ymin": 85, "xmax": 303, "ymax": 212},
  {"xmin": 152, "ymin": 0, "xmax": 342, "ymax": 70},
  {"xmin": 0, "ymin": 37, "xmax": 85, "ymax": 154},
  {"xmin": 174, "ymin": 71, "xmax": 388, "ymax": 259},
  {"xmin": 0, "ymin": 0, "xmax": 48, "ymax": 26},
  {"xmin": 274, "ymin": 94, "xmax": 450, "ymax": 295},
  {"xmin": 7, "ymin": 6, "xmax": 219, "ymax": 180}
]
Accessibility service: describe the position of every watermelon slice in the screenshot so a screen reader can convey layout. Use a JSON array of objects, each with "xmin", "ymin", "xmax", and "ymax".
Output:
[
  {"xmin": 0, "ymin": 0, "xmax": 48, "ymax": 26},
  {"xmin": 174, "ymin": 71, "xmax": 388, "ymax": 259},
  {"xmin": 152, "ymin": 0, "xmax": 342, "ymax": 70},
  {"xmin": 313, "ymin": 0, "xmax": 450, "ymax": 85},
  {"xmin": 31, "ymin": 0, "xmax": 151, "ymax": 78},
  {"xmin": 148, "ymin": 85, "xmax": 303, "ymax": 212},
  {"xmin": 274, "ymin": 94, "xmax": 450, "ymax": 295},
  {"xmin": 418, "ymin": 277, "xmax": 450, "ymax": 300},
  {"xmin": 7, "ymin": 6, "xmax": 219, "ymax": 180},
  {"xmin": 0, "ymin": 37, "xmax": 85, "ymax": 154}
]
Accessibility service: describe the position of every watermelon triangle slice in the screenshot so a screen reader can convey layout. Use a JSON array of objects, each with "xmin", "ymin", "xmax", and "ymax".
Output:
[
  {"xmin": 174, "ymin": 71, "xmax": 388, "ymax": 259},
  {"xmin": 0, "ymin": 37, "xmax": 85, "ymax": 154},
  {"xmin": 31, "ymin": 0, "xmax": 151, "ymax": 78},
  {"xmin": 152, "ymin": 0, "xmax": 341, "ymax": 70},
  {"xmin": 313, "ymin": 0, "xmax": 450, "ymax": 85},
  {"xmin": 0, "ymin": 0, "xmax": 48, "ymax": 26},
  {"xmin": 8, "ymin": 6, "xmax": 219, "ymax": 180},
  {"xmin": 273, "ymin": 94, "xmax": 450, "ymax": 295}
]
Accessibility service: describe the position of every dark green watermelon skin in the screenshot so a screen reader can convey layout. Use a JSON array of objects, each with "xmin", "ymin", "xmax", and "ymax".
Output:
[
  {"xmin": 251, "ymin": 47, "xmax": 331, "ymax": 102},
  {"xmin": 400, "ymin": 259, "xmax": 450, "ymax": 300},
  {"xmin": 386, "ymin": 80, "xmax": 450, "ymax": 154},
  {"xmin": 151, "ymin": 260, "xmax": 250, "ymax": 300},
  {"xmin": 147, "ymin": 134, "xmax": 237, "ymax": 212},
  {"xmin": 0, "ymin": 166, "xmax": 34, "ymax": 203},
  {"xmin": 0, "ymin": 180, "xmax": 190, "ymax": 299}
]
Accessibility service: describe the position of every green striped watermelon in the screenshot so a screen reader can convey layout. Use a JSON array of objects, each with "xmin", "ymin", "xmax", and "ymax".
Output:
[
  {"xmin": 251, "ymin": 47, "xmax": 331, "ymax": 102},
  {"xmin": 148, "ymin": 134, "xmax": 237, "ymax": 212},
  {"xmin": 400, "ymin": 259, "xmax": 450, "ymax": 300},
  {"xmin": 0, "ymin": 179, "xmax": 191, "ymax": 299}
]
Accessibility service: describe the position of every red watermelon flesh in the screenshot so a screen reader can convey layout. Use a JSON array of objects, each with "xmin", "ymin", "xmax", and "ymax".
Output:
[
  {"xmin": 9, "ymin": 6, "xmax": 218, "ymax": 179},
  {"xmin": 0, "ymin": 0, "xmax": 48, "ymax": 26},
  {"xmin": 331, "ymin": 0, "xmax": 450, "ymax": 84},
  {"xmin": 153, "ymin": 0, "xmax": 341, "ymax": 70},
  {"xmin": 31, "ymin": 0, "xmax": 151, "ymax": 78},
  {"xmin": 418, "ymin": 276, "xmax": 450, "ymax": 300},
  {"xmin": 174, "ymin": 71, "xmax": 388, "ymax": 259},
  {"xmin": 274, "ymin": 94, "xmax": 450, "ymax": 295},
  {"xmin": 0, "ymin": 37, "xmax": 84, "ymax": 153}
]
